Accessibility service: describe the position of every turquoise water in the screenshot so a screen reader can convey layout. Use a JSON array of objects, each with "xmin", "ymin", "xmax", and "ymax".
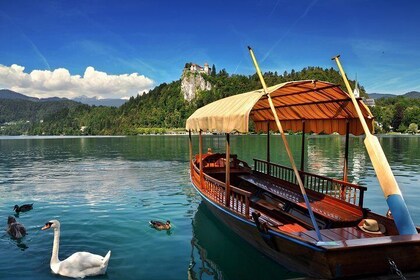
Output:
[{"xmin": 0, "ymin": 135, "xmax": 419, "ymax": 279}]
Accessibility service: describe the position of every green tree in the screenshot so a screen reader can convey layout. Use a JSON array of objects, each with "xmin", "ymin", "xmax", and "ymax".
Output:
[
  {"xmin": 406, "ymin": 123, "xmax": 418, "ymax": 134},
  {"xmin": 211, "ymin": 64, "xmax": 216, "ymax": 77}
]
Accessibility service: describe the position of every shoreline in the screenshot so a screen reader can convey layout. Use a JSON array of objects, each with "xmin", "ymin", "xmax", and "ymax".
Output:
[{"xmin": 0, "ymin": 133, "xmax": 418, "ymax": 139}]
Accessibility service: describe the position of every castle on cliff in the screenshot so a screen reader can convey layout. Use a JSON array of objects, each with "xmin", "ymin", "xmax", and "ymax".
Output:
[
  {"xmin": 181, "ymin": 62, "xmax": 212, "ymax": 102},
  {"xmin": 185, "ymin": 62, "xmax": 211, "ymax": 75}
]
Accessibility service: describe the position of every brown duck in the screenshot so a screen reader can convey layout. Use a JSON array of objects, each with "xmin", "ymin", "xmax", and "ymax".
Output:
[
  {"xmin": 149, "ymin": 220, "xmax": 171, "ymax": 230},
  {"xmin": 7, "ymin": 216, "xmax": 26, "ymax": 239}
]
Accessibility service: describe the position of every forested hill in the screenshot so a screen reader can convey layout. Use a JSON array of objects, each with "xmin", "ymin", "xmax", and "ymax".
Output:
[
  {"xmin": 0, "ymin": 89, "xmax": 85, "ymax": 135},
  {"xmin": 118, "ymin": 66, "xmax": 367, "ymax": 129},
  {"xmin": 1, "ymin": 66, "xmax": 417, "ymax": 135},
  {"xmin": 25, "ymin": 66, "xmax": 365, "ymax": 135}
]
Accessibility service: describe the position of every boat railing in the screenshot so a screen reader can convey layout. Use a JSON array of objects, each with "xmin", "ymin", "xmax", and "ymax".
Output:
[
  {"xmin": 229, "ymin": 185, "xmax": 251, "ymax": 219},
  {"xmin": 192, "ymin": 160, "xmax": 251, "ymax": 218},
  {"xmin": 196, "ymin": 153, "xmax": 251, "ymax": 170},
  {"xmin": 253, "ymin": 159, "xmax": 366, "ymax": 207}
]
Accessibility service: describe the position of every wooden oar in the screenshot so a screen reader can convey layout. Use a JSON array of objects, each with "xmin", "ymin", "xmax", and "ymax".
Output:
[
  {"xmin": 248, "ymin": 46, "xmax": 323, "ymax": 241},
  {"xmin": 333, "ymin": 55, "xmax": 417, "ymax": 235}
]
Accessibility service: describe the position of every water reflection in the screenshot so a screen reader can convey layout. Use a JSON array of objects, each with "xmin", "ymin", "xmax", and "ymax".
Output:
[
  {"xmin": 15, "ymin": 239, "xmax": 29, "ymax": 251},
  {"xmin": 0, "ymin": 135, "xmax": 190, "ymax": 163},
  {"xmin": 2, "ymin": 233, "xmax": 29, "ymax": 251},
  {"xmin": 190, "ymin": 202, "xmax": 302, "ymax": 280},
  {"xmin": 188, "ymin": 237, "xmax": 223, "ymax": 280},
  {"xmin": 190, "ymin": 203, "xmax": 224, "ymax": 280},
  {"xmin": 306, "ymin": 135, "xmax": 368, "ymax": 184},
  {"xmin": 350, "ymin": 142, "xmax": 367, "ymax": 183}
]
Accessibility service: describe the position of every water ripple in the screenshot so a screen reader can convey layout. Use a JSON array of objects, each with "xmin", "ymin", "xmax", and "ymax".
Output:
[{"xmin": 1, "ymin": 135, "xmax": 418, "ymax": 280}]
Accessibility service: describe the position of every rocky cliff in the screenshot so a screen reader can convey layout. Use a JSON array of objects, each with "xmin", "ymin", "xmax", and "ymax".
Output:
[{"xmin": 180, "ymin": 71, "xmax": 212, "ymax": 102}]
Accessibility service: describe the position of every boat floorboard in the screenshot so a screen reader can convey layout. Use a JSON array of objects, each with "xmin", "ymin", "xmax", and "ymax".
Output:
[{"xmin": 291, "ymin": 227, "xmax": 385, "ymax": 243}]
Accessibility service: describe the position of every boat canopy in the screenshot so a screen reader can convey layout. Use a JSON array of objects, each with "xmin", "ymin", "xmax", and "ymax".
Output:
[{"xmin": 186, "ymin": 80, "xmax": 374, "ymax": 135}]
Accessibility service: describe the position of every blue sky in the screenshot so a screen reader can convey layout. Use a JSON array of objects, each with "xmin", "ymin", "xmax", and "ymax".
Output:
[{"xmin": 0, "ymin": 0, "xmax": 419, "ymax": 99}]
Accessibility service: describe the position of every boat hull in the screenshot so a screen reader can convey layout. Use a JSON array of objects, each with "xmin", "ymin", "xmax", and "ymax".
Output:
[
  {"xmin": 196, "ymin": 185, "xmax": 420, "ymax": 279},
  {"xmin": 199, "ymin": 192, "xmax": 332, "ymax": 278}
]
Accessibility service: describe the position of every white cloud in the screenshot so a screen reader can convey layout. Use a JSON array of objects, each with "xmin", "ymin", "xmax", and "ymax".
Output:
[{"xmin": 0, "ymin": 64, "xmax": 154, "ymax": 99}]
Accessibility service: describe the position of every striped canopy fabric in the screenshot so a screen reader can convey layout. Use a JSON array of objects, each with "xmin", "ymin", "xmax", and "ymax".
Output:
[{"xmin": 186, "ymin": 80, "xmax": 374, "ymax": 135}]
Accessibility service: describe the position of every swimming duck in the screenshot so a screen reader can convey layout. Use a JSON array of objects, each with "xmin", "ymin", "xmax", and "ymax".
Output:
[
  {"xmin": 7, "ymin": 216, "xmax": 26, "ymax": 239},
  {"xmin": 149, "ymin": 220, "xmax": 171, "ymax": 230},
  {"xmin": 13, "ymin": 203, "xmax": 33, "ymax": 213},
  {"xmin": 42, "ymin": 220, "xmax": 111, "ymax": 278}
]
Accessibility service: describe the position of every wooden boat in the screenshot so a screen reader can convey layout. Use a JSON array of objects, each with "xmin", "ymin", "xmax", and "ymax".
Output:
[{"xmin": 185, "ymin": 76, "xmax": 420, "ymax": 279}]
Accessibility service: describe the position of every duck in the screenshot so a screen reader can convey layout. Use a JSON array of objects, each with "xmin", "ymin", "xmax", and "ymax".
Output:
[
  {"xmin": 42, "ymin": 220, "xmax": 111, "ymax": 278},
  {"xmin": 7, "ymin": 216, "xmax": 26, "ymax": 239},
  {"xmin": 149, "ymin": 220, "xmax": 171, "ymax": 230},
  {"xmin": 13, "ymin": 203, "xmax": 33, "ymax": 213}
]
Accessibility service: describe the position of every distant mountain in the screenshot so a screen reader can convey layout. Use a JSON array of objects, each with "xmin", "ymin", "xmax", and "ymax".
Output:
[
  {"xmin": 72, "ymin": 96, "xmax": 126, "ymax": 107},
  {"xmin": 0, "ymin": 89, "xmax": 127, "ymax": 107},
  {"xmin": 0, "ymin": 91, "xmax": 84, "ymax": 126},
  {"xmin": 0, "ymin": 89, "xmax": 69, "ymax": 102},
  {"xmin": 368, "ymin": 91, "xmax": 420, "ymax": 99},
  {"xmin": 404, "ymin": 91, "xmax": 420, "ymax": 98},
  {"xmin": 0, "ymin": 89, "xmax": 38, "ymax": 101},
  {"xmin": 368, "ymin": 93, "xmax": 396, "ymax": 99}
]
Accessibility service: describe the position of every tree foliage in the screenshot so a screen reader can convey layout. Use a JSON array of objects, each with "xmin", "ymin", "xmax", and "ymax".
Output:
[
  {"xmin": 370, "ymin": 96, "xmax": 420, "ymax": 133},
  {"xmin": 0, "ymin": 99, "xmax": 81, "ymax": 124}
]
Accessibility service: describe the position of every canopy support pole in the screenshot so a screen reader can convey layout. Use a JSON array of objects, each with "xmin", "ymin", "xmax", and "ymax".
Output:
[
  {"xmin": 225, "ymin": 133, "xmax": 231, "ymax": 207},
  {"xmin": 199, "ymin": 130, "xmax": 204, "ymax": 189},
  {"xmin": 300, "ymin": 120, "xmax": 306, "ymax": 172},
  {"xmin": 249, "ymin": 47, "xmax": 323, "ymax": 241},
  {"xmin": 343, "ymin": 121, "xmax": 350, "ymax": 182},
  {"xmin": 333, "ymin": 55, "xmax": 416, "ymax": 235},
  {"xmin": 189, "ymin": 130, "xmax": 193, "ymax": 172},
  {"xmin": 267, "ymin": 121, "xmax": 271, "ymax": 176}
]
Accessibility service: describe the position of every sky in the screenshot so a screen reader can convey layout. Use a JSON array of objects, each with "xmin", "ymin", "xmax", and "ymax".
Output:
[{"xmin": 0, "ymin": 0, "xmax": 419, "ymax": 99}]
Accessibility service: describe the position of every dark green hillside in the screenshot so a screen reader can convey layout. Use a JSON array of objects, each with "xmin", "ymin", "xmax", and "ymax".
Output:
[
  {"xmin": 0, "ymin": 98, "xmax": 83, "ymax": 124},
  {"xmin": 194, "ymin": 66, "xmax": 367, "ymax": 109},
  {"xmin": 118, "ymin": 81, "xmax": 188, "ymax": 132},
  {"xmin": 0, "ymin": 97, "xmax": 86, "ymax": 135}
]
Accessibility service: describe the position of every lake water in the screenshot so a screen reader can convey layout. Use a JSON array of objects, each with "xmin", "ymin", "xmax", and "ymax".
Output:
[{"xmin": 0, "ymin": 135, "xmax": 419, "ymax": 279}]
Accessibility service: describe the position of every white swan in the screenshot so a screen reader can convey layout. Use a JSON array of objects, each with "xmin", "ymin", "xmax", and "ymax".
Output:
[{"xmin": 42, "ymin": 220, "xmax": 111, "ymax": 278}]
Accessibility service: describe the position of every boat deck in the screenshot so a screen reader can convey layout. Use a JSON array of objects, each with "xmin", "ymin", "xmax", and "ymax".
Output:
[
  {"xmin": 249, "ymin": 202, "xmax": 388, "ymax": 244},
  {"xmin": 291, "ymin": 226, "xmax": 383, "ymax": 243}
]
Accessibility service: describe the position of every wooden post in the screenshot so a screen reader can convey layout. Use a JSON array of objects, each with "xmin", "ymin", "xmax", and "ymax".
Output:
[
  {"xmin": 199, "ymin": 130, "xmax": 204, "ymax": 189},
  {"xmin": 343, "ymin": 120, "xmax": 350, "ymax": 182},
  {"xmin": 267, "ymin": 121, "xmax": 271, "ymax": 176},
  {"xmin": 300, "ymin": 120, "xmax": 306, "ymax": 172},
  {"xmin": 189, "ymin": 130, "xmax": 193, "ymax": 172},
  {"xmin": 300, "ymin": 121, "xmax": 306, "ymax": 186},
  {"xmin": 225, "ymin": 133, "xmax": 231, "ymax": 207}
]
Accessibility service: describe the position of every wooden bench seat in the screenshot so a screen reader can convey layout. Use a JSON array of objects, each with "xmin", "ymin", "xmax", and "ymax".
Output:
[{"xmin": 238, "ymin": 174, "xmax": 363, "ymax": 224}]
